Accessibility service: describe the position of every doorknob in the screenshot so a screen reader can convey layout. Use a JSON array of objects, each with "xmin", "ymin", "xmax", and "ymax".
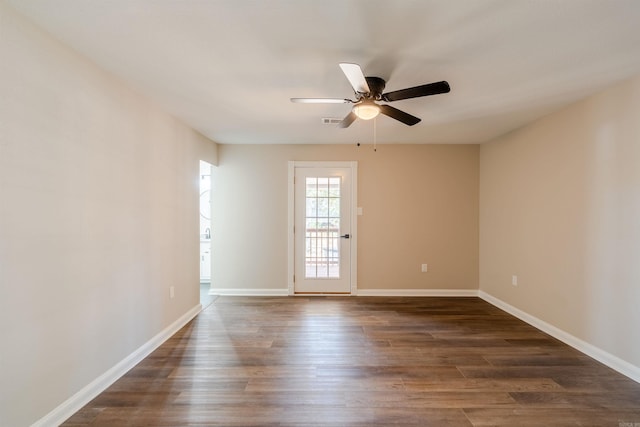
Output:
[{"xmin": 340, "ymin": 234, "xmax": 350, "ymax": 239}]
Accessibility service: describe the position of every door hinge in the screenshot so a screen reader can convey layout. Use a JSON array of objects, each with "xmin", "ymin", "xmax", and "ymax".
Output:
[{"xmin": 293, "ymin": 275, "xmax": 295, "ymax": 283}]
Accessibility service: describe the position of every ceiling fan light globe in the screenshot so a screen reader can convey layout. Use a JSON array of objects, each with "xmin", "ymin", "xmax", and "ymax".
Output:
[{"xmin": 353, "ymin": 103, "xmax": 380, "ymax": 120}]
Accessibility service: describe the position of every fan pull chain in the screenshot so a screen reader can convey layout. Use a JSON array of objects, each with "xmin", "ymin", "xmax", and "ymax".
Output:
[{"xmin": 373, "ymin": 117, "xmax": 377, "ymax": 152}]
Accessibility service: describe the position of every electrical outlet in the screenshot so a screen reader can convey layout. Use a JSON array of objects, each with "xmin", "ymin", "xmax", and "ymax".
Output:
[
  {"xmin": 170, "ymin": 286, "xmax": 175, "ymax": 298},
  {"xmin": 421, "ymin": 264, "xmax": 428, "ymax": 273},
  {"xmin": 512, "ymin": 275, "xmax": 518, "ymax": 286}
]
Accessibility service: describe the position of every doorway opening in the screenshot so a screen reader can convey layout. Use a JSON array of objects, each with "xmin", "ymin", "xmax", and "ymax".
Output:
[
  {"xmin": 288, "ymin": 161, "xmax": 358, "ymax": 295},
  {"xmin": 199, "ymin": 160, "xmax": 215, "ymax": 307}
]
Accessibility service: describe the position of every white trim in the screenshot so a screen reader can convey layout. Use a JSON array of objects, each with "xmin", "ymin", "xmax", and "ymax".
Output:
[
  {"xmin": 291, "ymin": 161, "xmax": 356, "ymax": 168},
  {"xmin": 349, "ymin": 161, "xmax": 358, "ymax": 295},
  {"xmin": 479, "ymin": 291, "xmax": 640, "ymax": 384},
  {"xmin": 287, "ymin": 161, "xmax": 295, "ymax": 296},
  {"xmin": 210, "ymin": 288, "xmax": 289, "ymax": 296},
  {"xmin": 287, "ymin": 161, "xmax": 358, "ymax": 296},
  {"xmin": 356, "ymin": 289, "xmax": 479, "ymax": 297},
  {"xmin": 32, "ymin": 304, "xmax": 202, "ymax": 427}
]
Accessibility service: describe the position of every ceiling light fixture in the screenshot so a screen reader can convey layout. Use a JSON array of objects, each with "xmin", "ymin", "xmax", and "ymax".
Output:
[{"xmin": 353, "ymin": 101, "xmax": 380, "ymax": 120}]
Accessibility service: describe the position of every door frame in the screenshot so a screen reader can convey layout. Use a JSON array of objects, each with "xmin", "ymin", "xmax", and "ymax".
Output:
[{"xmin": 287, "ymin": 161, "xmax": 358, "ymax": 296}]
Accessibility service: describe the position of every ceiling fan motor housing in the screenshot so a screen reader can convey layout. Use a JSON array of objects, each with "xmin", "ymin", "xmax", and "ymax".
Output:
[{"xmin": 363, "ymin": 76, "xmax": 386, "ymax": 99}]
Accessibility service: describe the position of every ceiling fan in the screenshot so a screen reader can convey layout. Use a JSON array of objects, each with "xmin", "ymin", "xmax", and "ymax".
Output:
[{"xmin": 291, "ymin": 63, "xmax": 450, "ymax": 127}]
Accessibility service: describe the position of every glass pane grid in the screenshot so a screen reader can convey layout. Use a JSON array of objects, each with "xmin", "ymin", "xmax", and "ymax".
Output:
[{"xmin": 305, "ymin": 177, "xmax": 340, "ymax": 279}]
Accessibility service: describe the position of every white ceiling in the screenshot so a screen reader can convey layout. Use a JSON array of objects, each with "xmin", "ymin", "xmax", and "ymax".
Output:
[{"xmin": 8, "ymin": 0, "xmax": 640, "ymax": 144}]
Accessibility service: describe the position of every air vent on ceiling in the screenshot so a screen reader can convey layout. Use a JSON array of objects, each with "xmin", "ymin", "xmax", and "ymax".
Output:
[{"xmin": 321, "ymin": 117, "xmax": 342, "ymax": 125}]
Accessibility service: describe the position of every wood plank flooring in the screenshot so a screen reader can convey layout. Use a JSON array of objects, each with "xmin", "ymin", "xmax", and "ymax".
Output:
[{"xmin": 63, "ymin": 297, "xmax": 640, "ymax": 426}]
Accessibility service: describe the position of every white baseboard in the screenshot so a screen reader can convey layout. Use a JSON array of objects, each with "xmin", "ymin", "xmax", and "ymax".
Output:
[
  {"xmin": 479, "ymin": 291, "xmax": 640, "ymax": 384},
  {"xmin": 356, "ymin": 289, "xmax": 479, "ymax": 297},
  {"xmin": 209, "ymin": 288, "xmax": 289, "ymax": 296},
  {"xmin": 209, "ymin": 288, "xmax": 479, "ymax": 297},
  {"xmin": 32, "ymin": 304, "xmax": 202, "ymax": 427}
]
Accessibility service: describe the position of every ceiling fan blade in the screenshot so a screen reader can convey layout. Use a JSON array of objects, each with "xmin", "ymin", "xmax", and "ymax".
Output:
[
  {"xmin": 338, "ymin": 111, "xmax": 358, "ymax": 128},
  {"xmin": 339, "ymin": 63, "xmax": 371, "ymax": 94},
  {"xmin": 379, "ymin": 104, "xmax": 421, "ymax": 126},
  {"xmin": 382, "ymin": 81, "xmax": 450, "ymax": 102},
  {"xmin": 290, "ymin": 98, "xmax": 351, "ymax": 104}
]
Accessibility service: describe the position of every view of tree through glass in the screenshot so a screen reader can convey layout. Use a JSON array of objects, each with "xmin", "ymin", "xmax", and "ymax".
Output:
[{"xmin": 305, "ymin": 177, "xmax": 340, "ymax": 278}]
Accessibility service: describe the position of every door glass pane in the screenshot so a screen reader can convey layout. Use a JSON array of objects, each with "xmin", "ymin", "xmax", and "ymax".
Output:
[
  {"xmin": 306, "ymin": 178, "xmax": 317, "ymax": 197},
  {"xmin": 328, "ymin": 198, "xmax": 340, "ymax": 217},
  {"xmin": 305, "ymin": 176, "xmax": 340, "ymax": 278},
  {"xmin": 306, "ymin": 198, "xmax": 317, "ymax": 217},
  {"xmin": 317, "ymin": 197, "xmax": 329, "ymax": 217},
  {"xmin": 329, "ymin": 177, "xmax": 340, "ymax": 197}
]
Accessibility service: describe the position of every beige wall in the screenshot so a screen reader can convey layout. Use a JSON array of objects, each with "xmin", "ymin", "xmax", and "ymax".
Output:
[
  {"xmin": 212, "ymin": 144, "xmax": 479, "ymax": 292},
  {"xmin": 0, "ymin": 3, "xmax": 217, "ymax": 425},
  {"xmin": 480, "ymin": 75, "xmax": 640, "ymax": 368}
]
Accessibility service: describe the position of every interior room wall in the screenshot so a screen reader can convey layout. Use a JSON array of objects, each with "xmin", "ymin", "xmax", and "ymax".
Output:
[
  {"xmin": 479, "ymin": 74, "xmax": 640, "ymax": 370},
  {"xmin": 211, "ymin": 143, "xmax": 479, "ymax": 292},
  {"xmin": 0, "ymin": 3, "xmax": 217, "ymax": 425}
]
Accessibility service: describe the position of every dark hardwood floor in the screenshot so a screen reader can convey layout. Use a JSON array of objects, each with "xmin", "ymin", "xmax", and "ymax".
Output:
[{"xmin": 64, "ymin": 297, "xmax": 640, "ymax": 426}]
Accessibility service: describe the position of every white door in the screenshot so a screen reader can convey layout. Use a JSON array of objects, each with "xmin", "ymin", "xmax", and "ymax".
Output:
[{"xmin": 293, "ymin": 164, "xmax": 355, "ymax": 294}]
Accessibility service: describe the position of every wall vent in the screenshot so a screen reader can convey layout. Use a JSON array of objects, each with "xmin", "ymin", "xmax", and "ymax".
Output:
[{"xmin": 321, "ymin": 118, "xmax": 342, "ymax": 125}]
